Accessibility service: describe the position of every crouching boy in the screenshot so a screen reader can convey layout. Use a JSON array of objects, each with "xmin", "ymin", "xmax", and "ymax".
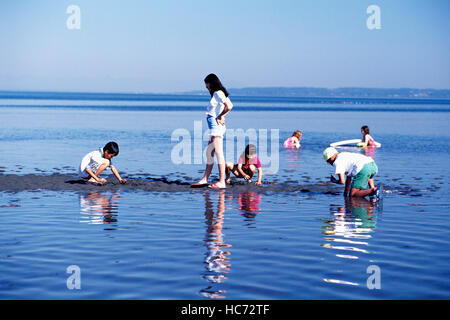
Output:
[
  {"xmin": 79, "ymin": 141, "xmax": 127, "ymax": 185},
  {"xmin": 323, "ymin": 147, "xmax": 378, "ymax": 198}
]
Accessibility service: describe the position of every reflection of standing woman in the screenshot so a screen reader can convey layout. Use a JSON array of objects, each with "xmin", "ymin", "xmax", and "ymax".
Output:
[
  {"xmin": 193, "ymin": 74, "xmax": 233, "ymax": 189},
  {"xmin": 199, "ymin": 192, "xmax": 231, "ymax": 298}
]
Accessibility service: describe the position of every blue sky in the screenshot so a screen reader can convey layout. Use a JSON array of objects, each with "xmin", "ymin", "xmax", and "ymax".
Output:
[{"xmin": 0, "ymin": 0, "xmax": 449, "ymax": 93}]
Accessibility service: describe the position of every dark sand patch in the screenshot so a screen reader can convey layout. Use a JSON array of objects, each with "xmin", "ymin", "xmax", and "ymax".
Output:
[
  {"xmin": 0, "ymin": 174, "xmax": 432, "ymax": 197},
  {"xmin": 0, "ymin": 173, "xmax": 346, "ymax": 195}
]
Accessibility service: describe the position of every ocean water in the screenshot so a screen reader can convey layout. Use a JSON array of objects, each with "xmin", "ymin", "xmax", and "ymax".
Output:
[{"xmin": 0, "ymin": 92, "xmax": 449, "ymax": 299}]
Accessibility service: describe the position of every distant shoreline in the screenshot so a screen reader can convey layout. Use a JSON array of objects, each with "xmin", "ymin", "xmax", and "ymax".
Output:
[
  {"xmin": 185, "ymin": 87, "xmax": 450, "ymax": 100},
  {"xmin": 2, "ymin": 87, "xmax": 450, "ymax": 100},
  {"xmin": 1, "ymin": 89, "xmax": 450, "ymax": 105}
]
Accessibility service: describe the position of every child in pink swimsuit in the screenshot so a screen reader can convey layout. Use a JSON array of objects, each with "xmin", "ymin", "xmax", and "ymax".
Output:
[
  {"xmin": 283, "ymin": 130, "xmax": 302, "ymax": 148},
  {"xmin": 361, "ymin": 126, "xmax": 376, "ymax": 147},
  {"xmin": 225, "ymin": 144, "xmax": 263, "ymax": 186}
]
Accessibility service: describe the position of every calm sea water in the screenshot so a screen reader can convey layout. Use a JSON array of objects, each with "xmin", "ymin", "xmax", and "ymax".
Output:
[{"xmin": 0, "ymin": 92, "xmax": 449, "ymax": 299}]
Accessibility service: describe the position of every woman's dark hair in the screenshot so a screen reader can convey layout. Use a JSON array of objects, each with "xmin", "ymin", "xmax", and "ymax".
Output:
[
  {"xmin": 104, "ymin": 141, "xmax": 119, "ymax": 156},
  {"xmin": 361, "ymin": 125, "xmax": 370, "ymax": 135},
  {"xmin": 204, "ymin": 73, "xmax": 229, "ymax": 97}
]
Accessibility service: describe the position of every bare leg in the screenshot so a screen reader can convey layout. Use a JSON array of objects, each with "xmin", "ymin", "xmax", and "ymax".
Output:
[
  {"xmin": 197, "ymin": 137, "xmax": 215, "ymax": 184},
  {"xmin": 225, "ymin": 162, "xmax": 234, "ymax": 184},
  {"xmin": 350, "ymin": 186, "xmax": 377, "ymax": 198},
  {"xmin": 230, "ymin": 165, "xmax": 242, "ymax": 178},
  {"xmin": 88, "ymin": 160, "xmax": 110, "ymax": 183},
  {"xmin": 213, "ymin": 136, "xmax": 226, "ymax": 187},
  {"xmin": 368, "ymin": 178, "xmax": 375, "ymax": 189}
]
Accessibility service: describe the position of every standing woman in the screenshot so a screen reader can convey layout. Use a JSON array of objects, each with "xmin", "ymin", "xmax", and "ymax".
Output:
[{"xmin": 192, "ymin": 74, "xmax": 233, "ymax": 189}]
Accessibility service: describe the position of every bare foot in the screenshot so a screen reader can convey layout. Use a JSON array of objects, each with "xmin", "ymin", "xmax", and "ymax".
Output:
[
  {"xmin": 214, "ymin": 181, "xmax": 227, "ymax": 188},
  {"xmin": 208, "ymin": 183, "xmax": 226, "ymax": 189},
  {"xmin": 193, "ymin": 179, "xmax": 208, "ymax": 185},
  {"xmin": 88, "ymin": 177, "xmax": 106, "ymax": 184}
]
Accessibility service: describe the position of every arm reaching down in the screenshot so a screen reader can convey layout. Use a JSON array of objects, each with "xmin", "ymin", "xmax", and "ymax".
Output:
[
  {"xmin": 255, "ymin": 168, "xmax": 262, "ymax": 186},
  {"xmin": 111, "ymin": 165, "xmax": 127, "ymax": 184}
]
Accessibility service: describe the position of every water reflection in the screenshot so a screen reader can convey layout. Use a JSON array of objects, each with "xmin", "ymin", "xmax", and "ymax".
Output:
[
  {"xmin": 200, "ymin": 191, "xmax": 232, "ymax": 299},
  {"xmin": 322, "ymin": 197, "xmax": 378, "ymax": 260},
  {"xmin": 321, "ymin": 197, "xmax": 379, "ymax": 286},
  {"xmin": 362, "ymin": 145, "xmax": 377, "ymax": 160},
  {"xmin": 237, "ymin": 192, "xmax": 262, "ymax": 226},
  {"xmin": 285, "ymin": 147, "xmax": 302, "ymax": 172},
  {"xmin": 79, "ymin": 191, "xmax": 120, "ymax": 226}
]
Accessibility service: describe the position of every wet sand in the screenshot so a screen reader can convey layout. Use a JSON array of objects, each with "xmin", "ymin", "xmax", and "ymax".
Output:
[
  {"xmin": 0, "ymin": 173, "xmax": 347, "ymax": 195},
  {"xmin": 0, "ymin": 173, "xmax": 432, "ymax": 197}
]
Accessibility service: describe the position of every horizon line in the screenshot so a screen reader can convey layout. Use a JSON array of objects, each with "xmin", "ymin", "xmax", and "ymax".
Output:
[{"xmin": 1, "ymin": 86, "xmax": 450, "ymax": 96}]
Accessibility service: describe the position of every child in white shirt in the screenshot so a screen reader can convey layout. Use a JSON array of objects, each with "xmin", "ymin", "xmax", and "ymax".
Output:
[
  {"xmin": 79, "ymin": 141, "xmax": 127, "ymax": 185},
  {"xmin": 323, "ymin": 147, "xmax": 378, "ymax": 198}
]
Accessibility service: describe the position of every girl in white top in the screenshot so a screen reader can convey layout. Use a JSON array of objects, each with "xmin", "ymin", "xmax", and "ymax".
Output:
[
  {"xmin": 192, "ymin": 74, "xmax": 233, "ymax": 189},
  {"xmin": 206, "ymin": 90, "xmax": 231, "ymax": 118}
]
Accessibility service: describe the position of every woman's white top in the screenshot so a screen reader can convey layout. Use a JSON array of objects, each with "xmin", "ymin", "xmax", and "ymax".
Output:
[{"xmin": 206, "ymin": 90, "xmax": 231, "ymax": 117}]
